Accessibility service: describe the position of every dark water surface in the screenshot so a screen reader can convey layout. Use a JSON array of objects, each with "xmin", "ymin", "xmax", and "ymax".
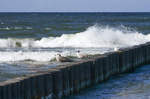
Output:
[
  {"xmin": 0, "ymin": 12, "xmax": 150, "ymax": 38},
  {"xmin": 64, "ymin": 65, "xmax": 150, "ymax": 99}
]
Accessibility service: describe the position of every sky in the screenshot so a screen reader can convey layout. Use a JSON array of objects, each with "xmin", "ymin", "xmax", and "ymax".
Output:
[{"xmin": 0, "ymin": 0, "xmax": 150, "ymax": 12}]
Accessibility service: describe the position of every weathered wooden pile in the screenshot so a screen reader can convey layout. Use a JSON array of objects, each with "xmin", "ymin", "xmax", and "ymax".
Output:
[{"xmin": 1, "ymin": 42, "xmax": 150, "ymax": 99}]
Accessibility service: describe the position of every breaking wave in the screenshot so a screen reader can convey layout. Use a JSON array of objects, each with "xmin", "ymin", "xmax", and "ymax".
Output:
[
  {"xmin": 0, "ymin": 25, "xmax": 150, "ymax": 48},
  {"xmin": 0, "ymin": 25, "xmax": 150, "ymax": 62}
]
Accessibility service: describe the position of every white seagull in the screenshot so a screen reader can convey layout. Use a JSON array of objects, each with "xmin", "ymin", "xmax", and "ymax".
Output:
[
  {"xmin": 76, "ymin": 50, "xmax": 88, "ymax": 58},
  {"xmin": 114, "ymin": 47, "xmax": 119, "ymax": 51},
  {"xmin": 55, "ymin": 54, "xmax": 72, "ymax": 62}
]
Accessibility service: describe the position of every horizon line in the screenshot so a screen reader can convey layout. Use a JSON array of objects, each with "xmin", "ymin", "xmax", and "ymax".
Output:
[{"xmin": 0, "ymin": 11, "xmax": 150, "ymax": 13}]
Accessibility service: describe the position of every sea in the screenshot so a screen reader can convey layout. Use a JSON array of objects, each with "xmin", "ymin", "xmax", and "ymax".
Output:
[{"xmin": 1, "ymin": 12, "xmax": 150, "ymax": 98}]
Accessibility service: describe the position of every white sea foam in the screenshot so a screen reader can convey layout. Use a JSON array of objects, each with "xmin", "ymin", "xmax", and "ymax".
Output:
[
  {"xmin": 0, "ymin": 27, "xmax": 10, "ymax": 30},
  {"xmin": 0, "ymin": 22, "xmax": 4, "ymax": 24},
  {"xmin": 44, "ymin": 27, "xmax": 51, "ymax": 30},
  {"xmin": 14, "ymin": 27, "xmax": 23, "ymax": 30},
  {"xmin": 26, "ymin": 27, "xmax": 32, "ymax": 30},
  {"xmin": 0, "ymin": 25, "xmax": 150, "ymax": 62},
  {"xmin": 0, "ymin": 51, "xmax": 56, "ymax": 62},
  {"xmin": 0, "ymin": 38, "xmax": 34, "ymax": 48},
  {"xmin": 33, "ymin": 25, "xmax": 150, "ymax": 48},
  {"xmin": 0, "ymin": 25, "xmax": 149, "ymax": 48},
  {"xmin": 0, "ymin": 26, "xmax": 32, "ymax": 30}
]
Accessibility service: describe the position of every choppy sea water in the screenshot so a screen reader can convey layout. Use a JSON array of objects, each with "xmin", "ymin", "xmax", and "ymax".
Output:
[
  {"xmin": 0, "ymin": 12, "xmax": 150, "ymax": 83},
  {"xmin": 64, "ymin": 65, "xmax": 150, "ymax": 99}
]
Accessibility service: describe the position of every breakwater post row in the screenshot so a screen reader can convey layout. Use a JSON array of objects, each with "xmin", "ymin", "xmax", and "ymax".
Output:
[{"xmin": 1, "ymin": 42, "xmax": 150, "ymax": 99}]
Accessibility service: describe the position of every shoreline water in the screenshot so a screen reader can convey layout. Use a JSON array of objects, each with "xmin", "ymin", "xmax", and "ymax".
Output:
[{"xmin": 64, "ymin": 64, "xmax": 150, "ymax": 99}]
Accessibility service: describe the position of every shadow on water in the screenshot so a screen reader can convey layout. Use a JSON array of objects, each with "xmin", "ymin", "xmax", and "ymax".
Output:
[{"xmin": 64, "ymin": 65, "xmax": 150, "ymax": 99}]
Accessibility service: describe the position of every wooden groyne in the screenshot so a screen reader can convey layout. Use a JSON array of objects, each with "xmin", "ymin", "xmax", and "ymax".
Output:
[{"xmin": 1, "ymin": 42, "xmax": 150, "ymax": 99}]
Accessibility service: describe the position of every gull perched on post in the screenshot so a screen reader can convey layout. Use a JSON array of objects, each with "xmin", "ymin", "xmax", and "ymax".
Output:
[
  {"xmin": 55, "ymin": 54, "xmax": 72, "ymax": 62},
  {"xmin": 76, "ymin": 50, "xmax": 88, "ymax": 58},
  {"xmin": 114, "ymin": 47, "xmax": 119, "ymax": 51}
]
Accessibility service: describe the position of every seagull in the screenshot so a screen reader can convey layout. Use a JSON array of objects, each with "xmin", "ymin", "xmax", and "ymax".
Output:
[
  {"xmin": 18, "ymin": 50, "xmax": 23, "ymax": 55},
  {"xmin": 76, "ymin": 50, "xmax": 88, "ymax": 58},
  {"xmin": 16, "ymin": 42, "xmax": 22, "ymax": 47},
  {"xmin": 55, "ymin": 54, "xmax": 72, "ymax": 62},
  {"xmin": 114, "ymin": 47, "xmax": 119, "ymax": 51}
]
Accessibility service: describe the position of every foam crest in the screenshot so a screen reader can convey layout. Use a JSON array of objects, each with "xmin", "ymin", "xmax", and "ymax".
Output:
[
  {"xmin": 33, "ymin": 25, "xmax": 150, "ymax": 48},
  {"xmin": 0, "ymin": 51, "xmax": 56, "ymax": 62},
  {"xmin": 0, "ymin": 38, "xmax": 34, "ymax": 48},
  {"xmin": 0, "ymin": 25, "xmax": 150, "ymax": 62},
  {"xmin": 0, "ymin": 25, "xmax": 150, "ymax": 48}
]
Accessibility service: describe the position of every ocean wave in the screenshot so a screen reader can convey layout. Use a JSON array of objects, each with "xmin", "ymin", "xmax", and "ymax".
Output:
[
  {"xmin": 0, "ymin": 48, "xmax": 105, "ymax": 62},
  {"xmin": 0, "ymin": 27, "xmax": 10, "ymax": 30},
  {"xmin": 0, "ymin": 25, "xmax": 149, "ymax": 48},
  {"xmin": 0, "ymin": 25, "xmax": 149, "ymax": 62},
  {"xmin": 31, "ymin": 25, "xmax": 150, "ymax": 48},
  {"xmin": 0, "ymin": 51, "xmax": 57, "ymax": 62},
  {"xmin": 0, "ymin": 26, "xmax": 32, "ymax": 30}
]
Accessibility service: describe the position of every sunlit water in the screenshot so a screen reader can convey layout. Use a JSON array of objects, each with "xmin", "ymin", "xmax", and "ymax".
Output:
[{"xmin": 64, "ymin": 64, "xmax": 150, "ymax": 99}]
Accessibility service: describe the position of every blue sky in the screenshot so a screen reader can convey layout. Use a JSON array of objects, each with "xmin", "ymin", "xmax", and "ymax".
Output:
[{"xmin": 0, "ymin": 0, "xmax": 150, "ymax": 12}]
